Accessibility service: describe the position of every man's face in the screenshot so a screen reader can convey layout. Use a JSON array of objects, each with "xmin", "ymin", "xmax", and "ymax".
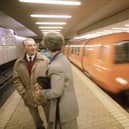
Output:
[{"xmin": 24, "ymin": 40, "xmax": 37, "ymax": 55}]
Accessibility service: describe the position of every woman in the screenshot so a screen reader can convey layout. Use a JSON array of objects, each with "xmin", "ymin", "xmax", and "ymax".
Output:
[{"xmin": 36, "ymin": 32, "xmax": 79, "ymax": 129}]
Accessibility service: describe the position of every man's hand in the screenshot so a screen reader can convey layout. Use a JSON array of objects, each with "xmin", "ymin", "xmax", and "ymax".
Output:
[
  {"xmin": 22, "ymin": 92, "xmax": 37, "ymax": 107},
  {"xmin": 32, "ymin": 83, "xmax": 43, "ymax": 105}
]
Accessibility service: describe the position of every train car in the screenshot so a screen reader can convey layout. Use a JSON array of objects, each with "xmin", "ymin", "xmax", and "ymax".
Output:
[
  {"xmin": 64, "ymin": 32, "xmax": 129, "ymax": 95},
  {"xmin": 67, "ymin": 40, "xmax": 86, "ymax": 70},
  {"xmin": 63, "ymin": 44, "xmax": 70, "ymax": 59},
  {"xmin": 0, "ymin": 27, "xmax": 25, "ymax": 66}
]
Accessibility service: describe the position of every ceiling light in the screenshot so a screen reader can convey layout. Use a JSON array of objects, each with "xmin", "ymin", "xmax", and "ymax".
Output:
[
  {"xmin": 112, "ymin": 27, "xmax": 126, "ymax": 30},
  {"xmin": 112, "ymin": 27, "xmax": 129, "ymax": 30},
  {"xmin": 73, "ymin": 30, "xmax": 123, "ymax": 40},
  {"xmin": 19, "ymin": 0, "xmax": 81, "ymax": 6},
  {"xmin": 30, "ymin": 14, "xmax": 71, "ymax": 18},
  {"xmin": 125, "ymin": 24, "xmax": 129, "ymax": 27},
  {"xmin": 112, "ymin": 27, "xmax": 122, "ymax": 30},
  {"xmin": 40, "ymin": 30, "xmax": 61, "ymax": 32},
  {"xmin": 41, "ymin": 31, "xmax": 61, "ymax": 35},
  {"xmin": 39, "ymin": 26, "xmax": 63, "ymax": 29},
  {"xmin": 36, "ymin": 22, "xmax": 66, "ymax": 25}
]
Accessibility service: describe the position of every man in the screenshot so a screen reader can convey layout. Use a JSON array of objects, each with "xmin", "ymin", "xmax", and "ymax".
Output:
[
  {"xmin": 13, "ymin": 38, "xmax": 48, "ymax": 129},
  {"xmin": 36, "ymin": 32, "xmax": 79, "ymax": 129}
]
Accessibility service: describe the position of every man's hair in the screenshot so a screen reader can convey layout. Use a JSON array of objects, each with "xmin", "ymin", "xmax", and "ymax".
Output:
[
  {"xmin": 23, "ymin": 38, "xmax": 36, "ymax": 46},
  {"xmin": 44, "ymin": 32, "xmax": 64, "ymax": 52}
]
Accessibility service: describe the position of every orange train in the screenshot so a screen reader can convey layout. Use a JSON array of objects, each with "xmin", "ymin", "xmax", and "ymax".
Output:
[{"xmin": 63, "ymin": 32, "xmax": 129, "ymax": 95}]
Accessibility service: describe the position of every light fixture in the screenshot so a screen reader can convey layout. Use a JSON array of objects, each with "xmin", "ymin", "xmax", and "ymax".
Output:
[
  {"xmin": 73, "ymin": 30, "xmax": 123, "ymax": 40},
  {"xmin": 125, "ymin": 24, "xmax": 129, "ymax": 27},
  {"xmin": 40, "ymin": 29, "xmax": 61, "ymax": 32},
  {"xmin": 30, "ymin": 14, "xmax": 71, "ymax": 18},
  {"xmin": 36, "ymin": 22, "xmax": 66, "ymax": 25},
  {"xmin": 42, "ymin": 32, "xmax": 60, "ymax": 35},
  {"xmin": 112, "ymin": 27, "xmax": 129, "ymax": 30},
  {"xmin": 19, "ymin": 0, "xmax": 81, "ymax": 6},
  {"xmin": 39, "ymin": 26, "xmax": 63, "ymax": 29}
]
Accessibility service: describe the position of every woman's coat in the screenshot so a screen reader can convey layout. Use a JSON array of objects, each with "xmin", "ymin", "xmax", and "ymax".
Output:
[{"xmin": 41, "ymin": 53, "xmax": 79, "ymax": 123}]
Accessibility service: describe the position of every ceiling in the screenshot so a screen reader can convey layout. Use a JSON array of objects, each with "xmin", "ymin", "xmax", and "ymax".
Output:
[{"xmin": 1, "ymin": 0, "xmax": 129, "ymax": 40}]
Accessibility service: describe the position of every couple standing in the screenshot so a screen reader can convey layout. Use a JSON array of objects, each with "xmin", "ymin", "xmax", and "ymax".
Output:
[{"xmin": 13, "ymin": 32, "xmax": 79, "ymax": 129}]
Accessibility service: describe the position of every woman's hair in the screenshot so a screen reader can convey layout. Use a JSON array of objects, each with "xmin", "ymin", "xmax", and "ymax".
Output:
[{"xmin": 44, "ymin": 32, "xmax": 64, "ymax": 52}]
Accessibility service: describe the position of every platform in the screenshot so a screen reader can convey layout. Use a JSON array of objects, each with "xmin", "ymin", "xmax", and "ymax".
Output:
[{"xmin": 0, "ymin": 65, "xmax": 129, "ymax": 129}]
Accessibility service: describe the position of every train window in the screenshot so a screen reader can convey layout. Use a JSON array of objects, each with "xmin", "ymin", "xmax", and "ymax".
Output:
[
  {"xmin": 71, "ymin": 47, "xmax": 75, "ymax": 54},
  {"xmin": 98, "ymin": 45, "xmax": 107, "ymax": 61},
  {"xmin": 71, "ymin": 47, "xmax": 80, "ymax": 55},
  {"xmin": 84, "ymin": 47, "xmax": 89, "ymax": 57},
  {"xmin": 84, "ymin": 45, "xmax": 94, "ymax": 57},
  {"xmin": 114, "ymin": 41, "xmax": 129, "ymax": 63},
  {"xmin": 77, "ymin": 47, "xmax": 79, "ymax": 55}
]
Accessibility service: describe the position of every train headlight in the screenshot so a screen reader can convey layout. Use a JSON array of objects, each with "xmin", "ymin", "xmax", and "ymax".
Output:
[{"xmin": 115, "ymin": 77, "xmax": 128, "ymax": 85}]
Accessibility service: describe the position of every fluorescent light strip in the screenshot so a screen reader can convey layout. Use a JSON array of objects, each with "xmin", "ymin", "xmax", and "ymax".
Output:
[
  {"xmin": 19, "ymin": 0, "xmax": 81, "ymax": 6},
  {"xmin": 112, "ymin": 27, "xmax": 129, "ymax": 30},
  {"xmin": 36, "ymin": 22, "xmax": 66, "ymax": 25},
  {"xmin": 125, "ymin": 24, "xmax": 129, "ymax": 27},
  {"xmin": 112, "ymin": 27, "xmax": 122, "ymax": 30},
  {"xmin": 73, "ymin": 30, "xmax": 124, "ymax": 40},
  {"xmin": 39, "ymin": 26, "xmax": 63, "ymax": 29},
  {"xmin": 41, "ymin": 30, "xmax": 61, "ymax": 32},
  {"xmin": 30, "ymin": 14, "xmax": 71, "ymax": 18}
]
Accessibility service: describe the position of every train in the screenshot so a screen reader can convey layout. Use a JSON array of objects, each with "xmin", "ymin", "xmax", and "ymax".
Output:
[
  {"xmin": 0, "ymin": 27, "xmax": 25, "ymax": 66},
  {"xmin": 63, "ymin": 32, "xmax": 129, "ymax": 96},
  {"xmin": 0, "ymin": 26, "xmax": 25, "ymax": 106},
  {"xmin": 1, "ymin": 26, "xmax": 129, "ymax": 97}
]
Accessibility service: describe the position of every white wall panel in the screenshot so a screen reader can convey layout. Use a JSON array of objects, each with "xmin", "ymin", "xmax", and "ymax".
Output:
[
  {"xmin": 4, "ymin": 46, "xmax": 9, "ymax": 64},
  {"xmin": 0, "ymin": 46, "xmax": 4, "ymax": 65}
]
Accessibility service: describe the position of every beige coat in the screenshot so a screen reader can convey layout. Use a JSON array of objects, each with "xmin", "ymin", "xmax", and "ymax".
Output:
[
  {"xmin": 13, "ymin": 52, "xmax": 49, "ymax": 107},
  {"xmin": 41, "ymin": 53, "xmax": 79, "ymax": 123}
]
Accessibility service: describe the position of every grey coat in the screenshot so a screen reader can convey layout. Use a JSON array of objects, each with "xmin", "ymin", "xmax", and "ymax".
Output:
[
  {"xmin": 13, "ymin": 52, "xmax": 49, "ymax": 107},
  {"xmin": 41, "ymin": 53, "xmax": 79, "ymax": 123}
]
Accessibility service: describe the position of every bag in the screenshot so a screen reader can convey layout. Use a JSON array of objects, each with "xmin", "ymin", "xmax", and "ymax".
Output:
[{"xmin": 37, "ymin": 76, "xmax": 51, "ymax": 89}]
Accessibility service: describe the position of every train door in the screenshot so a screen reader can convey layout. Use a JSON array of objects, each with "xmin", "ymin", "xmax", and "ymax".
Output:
[{"xmin": 82, "ymin": 40, "xmax": 96, "ymax": 76}]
